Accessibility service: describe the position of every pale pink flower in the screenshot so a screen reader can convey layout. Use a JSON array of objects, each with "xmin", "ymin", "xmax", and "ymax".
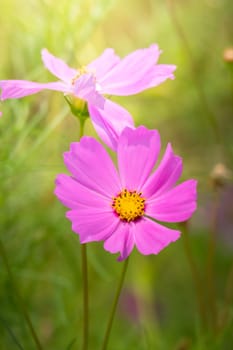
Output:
[
  {"xmin": 55, "ymin": 126, "xmax": 197, "ymax": 261},
  {"xmin": 0, "ymin": 45, "xmax": 176, "ymax": 149}
]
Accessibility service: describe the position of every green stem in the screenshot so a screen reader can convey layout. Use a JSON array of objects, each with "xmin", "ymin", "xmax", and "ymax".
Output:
[
  {"xmin": 0, "ymin": 239, "xmax": 43, "ymax": 350},
  {"xmin": 101, "ymin": 258, "xmax": 129, "ymax": 350},
  {"xmin": 206, "ymin": 189, "xmax": 219, "ymax": 332},
  {"xmin": 181, "ymin": 222, "xmax": 207, "ymax": 329},
  {"xmin": 224, "ymin": 261, "xmax": 233, "ymax": 312},
  {"xmin": 76, "ymin": 117, "xmax": 89, "ymax": 350},
  {"xmin": 64, "ymin": 100, "xmax": 89, "ymax": 349},
  {"xmin": 218, "ymin": 260, "xmax": 233, "ymax": 332},
  {"xmin": 81, "ymin": 244, "xmax": 89, "ymax": 350},
  {"xmin": 79, "ymin": 119, "xmax": 85, "ymax": 139}
]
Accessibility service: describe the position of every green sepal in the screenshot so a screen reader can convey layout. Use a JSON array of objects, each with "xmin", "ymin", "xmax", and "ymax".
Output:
[{"xmin": 64, "ymin": 95, "xmax": 90, "ymax": 123}]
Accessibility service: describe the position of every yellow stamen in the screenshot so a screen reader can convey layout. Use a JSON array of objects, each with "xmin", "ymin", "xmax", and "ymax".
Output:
[
  {"xmin": 71, "ymin": 66, "xmax": 89, "ymax": 85},
  {"xmin": 112, "ymin": 189, "xmax": 146, "ymax": 222}
]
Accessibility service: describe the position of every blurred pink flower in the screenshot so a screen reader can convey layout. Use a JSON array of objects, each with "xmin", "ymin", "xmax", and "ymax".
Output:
[
  {"xmin": 0, "ymin": 45, "xmax": 176, "ymax": 149},
  {"xmin": 55, "ymin": 126, "xmax": 197, "ymax": 261}
]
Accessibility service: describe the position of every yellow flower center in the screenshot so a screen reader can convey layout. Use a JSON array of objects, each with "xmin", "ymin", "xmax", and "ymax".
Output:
[
  {"xmin": 112, "ymin": 189, "xmax": 146, "ymax": 222},
  {"xmin": 71, "ymin": 66, "xmax": 89, "ymax": 85}
]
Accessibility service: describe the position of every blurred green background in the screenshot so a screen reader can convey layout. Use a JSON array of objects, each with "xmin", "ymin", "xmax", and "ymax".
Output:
[{"xmin": 0, "ymin": 0, "xmax": 233, "ymax": 349}]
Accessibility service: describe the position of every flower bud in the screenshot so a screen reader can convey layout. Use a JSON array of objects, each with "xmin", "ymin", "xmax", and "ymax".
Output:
[
  {"xmin": 223, "ymin": 47, "xmax": 233, "ymax": 63},
  {"xmin": 210, "ymin": 163, "xmax": 232, "ymax": 188}
]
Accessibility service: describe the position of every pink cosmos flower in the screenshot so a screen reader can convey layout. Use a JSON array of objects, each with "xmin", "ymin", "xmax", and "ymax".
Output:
[
  {"xmin": 55, "ymin": 126, "xmax": 197, "ymax": 261},
  {"xmin": 0, "ymin": 45, "xmax": 176, "ymax": 149}
]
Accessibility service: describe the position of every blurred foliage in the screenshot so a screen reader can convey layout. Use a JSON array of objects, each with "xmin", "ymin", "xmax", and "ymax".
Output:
[{"xmin": 0, "ymin": 0, "xmax": 233, "ymax": 349}]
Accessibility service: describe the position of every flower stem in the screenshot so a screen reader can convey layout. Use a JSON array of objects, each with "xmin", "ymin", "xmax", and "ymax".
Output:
[
  {"xmin": 81, "ymin": 243, "xmax": 89, "ymax": 350},
  {"xmin": 77, "ymin": 117, "xmax": 89, "ymax": 350},
  {"xmin": 181, "ymin": 222, "xmax": 207, "ymax": 329},
  {"xmin": 206, "ymin": 188, "xmax": 219, "ymax": 332},
  {"xmin": 0, "ymin": 239, "xmax": 43, "ymax": 350},
  {"xmin": 101, "ymin": 257, "xmax": 129, "ymax": 350},
  {"xmin": 79, "ymin": 119, "xmax": 85, "ymax": 140},
  {"xmin": 218, "ymin": 260, "xmax": 233, "ymax": 333}
]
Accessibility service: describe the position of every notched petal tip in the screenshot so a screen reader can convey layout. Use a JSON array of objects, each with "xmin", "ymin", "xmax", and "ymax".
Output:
[
  {"xmin": 133, "ymin": 218, "xmax": 181, "ymax": 256},
  {"xmin": 169, "ymin": 64, "xmax": 177, "ymax": 72}
]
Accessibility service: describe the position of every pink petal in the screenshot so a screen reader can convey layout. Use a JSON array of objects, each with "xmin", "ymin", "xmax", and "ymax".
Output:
[
  {"xmin": 116, "ymin": 64, "xmax": 176, "ymax": 96},
  {"xmin": 142, "ymin": 64, "xmax": 176, "ymax": 90},
  {"xmin": 88, "ymin": 98, "xmax": 134, "ymax": 151},
  {"xmin": 100, "ymin": 64, "xmax": 176, "ymax": 95},
  {"xmin": 0, "ymin": 80, "xmax": 70, "ymax": 100},
  {"xmin": 63, "ymin": 137, "xmax": 121, "ymax": 198},
  {"xmin": 41, "ymin": 48, "xmax": 77, "ymax": 82},
  {"xmin": 55, "ymin": 174, "xmax": 111, "ymax": 210},
  {"xmin": 73, "ymin": 74, "xmax": 105, "ymax": 108},
  {"xmin": 117, "ymin": 126, "xmax": 161, "ymax": 191},
  {"xmin": 132, "ymin": 217, "xmax": 180, "ymax": 255},
  {"xmin": 146, "ymin": 180, "xmax": 197, "ymax": 222},
  {"xmin": 0, "ymin": 111, "xmax": 2, "ymax": 117},
  {"xmin": 142, "ymin": 143, "xmax": 182, "ymax": 198},
  {"xmin": 100, "ymin": 44, "xmax": 160, "ymax": 82},
  {"xmin": 87, "ymin": 48, "xmax": 120, "ymax": 80},
  {"xmin": 104, "ymin": 222, "xmax": 134, "ymax": 261},
  {"xmin": 66, "ymin": 209, "xmax": 119, "ymax": 243},
  {"xmin": 55, "ymin": 172, "xmax": 120, "ymax": 244},
  {"xmin": 99, "ymin": 44, "xmax": 171, "ymax": 95}
]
